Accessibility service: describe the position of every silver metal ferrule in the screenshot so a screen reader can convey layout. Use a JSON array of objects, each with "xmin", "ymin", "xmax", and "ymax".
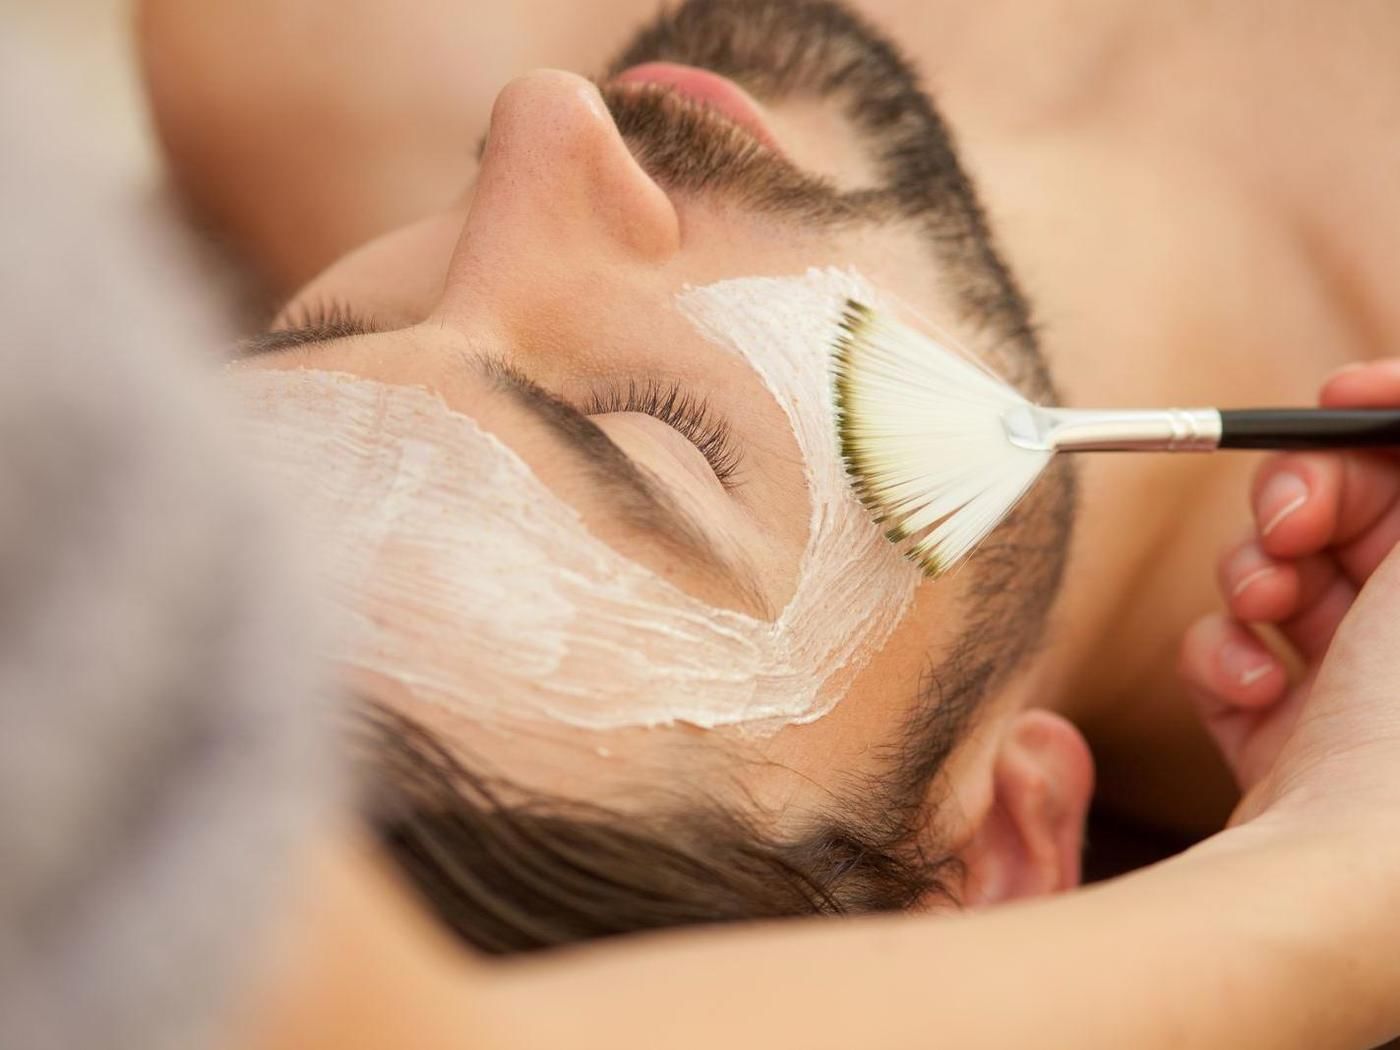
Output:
[{"xmin": 1003, "ymin": 405, "xmax": 1223, "ymax": 453}]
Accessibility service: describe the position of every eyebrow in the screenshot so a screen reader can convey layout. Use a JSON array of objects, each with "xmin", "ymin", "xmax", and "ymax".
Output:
[{"xmin": 235, "ymin": 324, "xmax": 771, "ymax": 618}]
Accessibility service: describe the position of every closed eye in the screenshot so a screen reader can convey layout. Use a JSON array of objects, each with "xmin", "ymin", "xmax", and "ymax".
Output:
[
  {"xmin": 584, "ymin": 378, "xmax": 743, "ymax": 490},
  {"xmin": 238, "ymin": 298, "xmax": 388, "ymax": 357}
]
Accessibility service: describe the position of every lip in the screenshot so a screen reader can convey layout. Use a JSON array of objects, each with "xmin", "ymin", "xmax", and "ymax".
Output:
[{"xmin": 611, "ymin": 62, "xmax": 784, "ymax": 155}]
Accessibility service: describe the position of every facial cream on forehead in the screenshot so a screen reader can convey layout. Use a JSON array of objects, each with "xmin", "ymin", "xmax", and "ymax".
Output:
[{"xmin": 234, "ymin": 268, "xmax": 918, "ymax": 732}]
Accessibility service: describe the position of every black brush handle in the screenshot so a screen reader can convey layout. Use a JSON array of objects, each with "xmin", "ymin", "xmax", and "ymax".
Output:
[{"xmin": 1219, "ymin": 409, "xmax": 1400, "ymax": 450}]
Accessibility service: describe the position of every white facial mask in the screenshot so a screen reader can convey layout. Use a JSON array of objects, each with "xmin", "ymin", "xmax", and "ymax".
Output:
[{"xmin": 236, "ymin": 268, "xmax": 918, "ymax": 732}]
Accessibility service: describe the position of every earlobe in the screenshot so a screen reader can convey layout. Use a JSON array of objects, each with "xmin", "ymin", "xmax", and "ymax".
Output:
[{"xmin": 959, "ymin": 710, "xmax": 1095, "ymax": 907}]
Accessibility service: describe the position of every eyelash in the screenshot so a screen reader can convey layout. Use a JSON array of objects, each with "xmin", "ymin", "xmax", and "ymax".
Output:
[
  {"xmin": 274, "ymin": 297, "xmax": 382, "ymax": 340},
  {"xmin": 585, "ymin": 379, "xmax": 743, "ymax": 490},
  {"xmin": 280, "ymin": 300, "xmax": 742, "ymax": 489}
]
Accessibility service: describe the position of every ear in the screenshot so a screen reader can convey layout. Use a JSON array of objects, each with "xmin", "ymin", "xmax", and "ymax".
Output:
[{"xmin": 958, "ymin": 709, "xmax": 1094, "ymax": 906}]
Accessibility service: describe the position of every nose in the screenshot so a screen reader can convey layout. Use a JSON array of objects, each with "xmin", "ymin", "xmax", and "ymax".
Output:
[{"xmin": 438, "ymin": 70, "xmax": 680, "ymax": 321}]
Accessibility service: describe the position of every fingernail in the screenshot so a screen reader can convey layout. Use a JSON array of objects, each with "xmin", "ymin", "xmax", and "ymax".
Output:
[
  {"xmin": 1230, "ymin": 565, "xmax": 1275, "ymax": 599},
  {"xmin": 1220, "ymin": 639, "xmax": 1275, "ymax": 687},
  {"xmin": 1237, "ymin": 663, "xmax": 1275, "ymax": 687},
  {"xmin": 1259, "ymin": 472, "xmax": 1309, "ymax": 536}
]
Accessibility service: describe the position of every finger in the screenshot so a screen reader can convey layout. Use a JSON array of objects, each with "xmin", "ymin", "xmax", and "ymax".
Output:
[
  {"xmin": 1218, "ymin": 538, "xmax": 1298, "ymax": 623},
  {"xmin": 1178, "ymin": 612, "xmax": 1287, "ymax": 713},
  {"xmin": 1217, "ymin": 539, "xmax": 1352, "ymax": 648},
  {"xmin": 1277, "ymin": 555, "xmax": 1356, "ymax": 662},
  {"xmin": 1319, "ymin": 359, "xmax": 1400, "ymax": 408},
  {"xmin": 1220, "ymin": 542, "xmax": 1355, "ymax": 661},
  {"xmin": 1250, "ymin": 452, "xmax": 1400, "ymax": 564},
  {"xmin": 1179, "ymin": 613, "xmax": 1287, "ymax": 786},
  {"xmin": 1250, "ymin": 456, "xmax": 1335, "ymax": 557}
]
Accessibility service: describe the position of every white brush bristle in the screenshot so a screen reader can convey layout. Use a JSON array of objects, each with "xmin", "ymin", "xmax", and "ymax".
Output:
[{"xmin": 832, "ymin": 300, "xmax": 1052, "ymax": 577}]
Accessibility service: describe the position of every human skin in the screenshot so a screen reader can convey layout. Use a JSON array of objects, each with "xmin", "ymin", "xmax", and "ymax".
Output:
[
  {"xmin": 138, "ymin": 0, "xmax": 1400, "ymax": 836},
  {"xmin": 477, "ymin": 827, "xmax": 1400, "ymax": 1050},
  {"xmin": 241, "ymin": 376, "xmax": 1400, "ymax": 1050},
  {"xmin": 243, "ymin": 363, "xmax": 1400, "ymax": 1050},
  {"xmin": 240, "ymin": 822, "xmax": 1400, "ymax": 1050}
]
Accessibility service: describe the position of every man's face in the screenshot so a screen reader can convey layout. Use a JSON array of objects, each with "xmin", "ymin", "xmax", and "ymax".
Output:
[{"xmin": 238, "ymin": 0, "xmax": 1073, "ymax": 833}]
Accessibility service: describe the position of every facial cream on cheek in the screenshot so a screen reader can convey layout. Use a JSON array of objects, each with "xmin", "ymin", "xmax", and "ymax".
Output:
[{"xmin": 232, "ymin": 268, "xmax": 917, "ymax": 732}]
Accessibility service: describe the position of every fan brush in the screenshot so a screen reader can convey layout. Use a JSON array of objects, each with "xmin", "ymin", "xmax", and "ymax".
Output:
[{"xmin": 831, "ymin": 300, "xmax": 1400, "ymax": 577}]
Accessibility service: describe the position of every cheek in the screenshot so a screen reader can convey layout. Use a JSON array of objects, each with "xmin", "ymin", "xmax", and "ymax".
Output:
[{"xmin": 745, "ymin": 580, "xmax": 972, "ymax": 815}]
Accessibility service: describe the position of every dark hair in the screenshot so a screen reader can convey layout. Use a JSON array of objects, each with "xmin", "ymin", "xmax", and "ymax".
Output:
[{"xmin": 358, "ymin": 699, "xmax": 972, "ymax": 954}]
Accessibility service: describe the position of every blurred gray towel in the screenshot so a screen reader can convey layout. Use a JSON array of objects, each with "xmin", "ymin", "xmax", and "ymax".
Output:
[{"xmin": 0, "ymin": 23, "xmax": 336, "ymax": 1050}]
